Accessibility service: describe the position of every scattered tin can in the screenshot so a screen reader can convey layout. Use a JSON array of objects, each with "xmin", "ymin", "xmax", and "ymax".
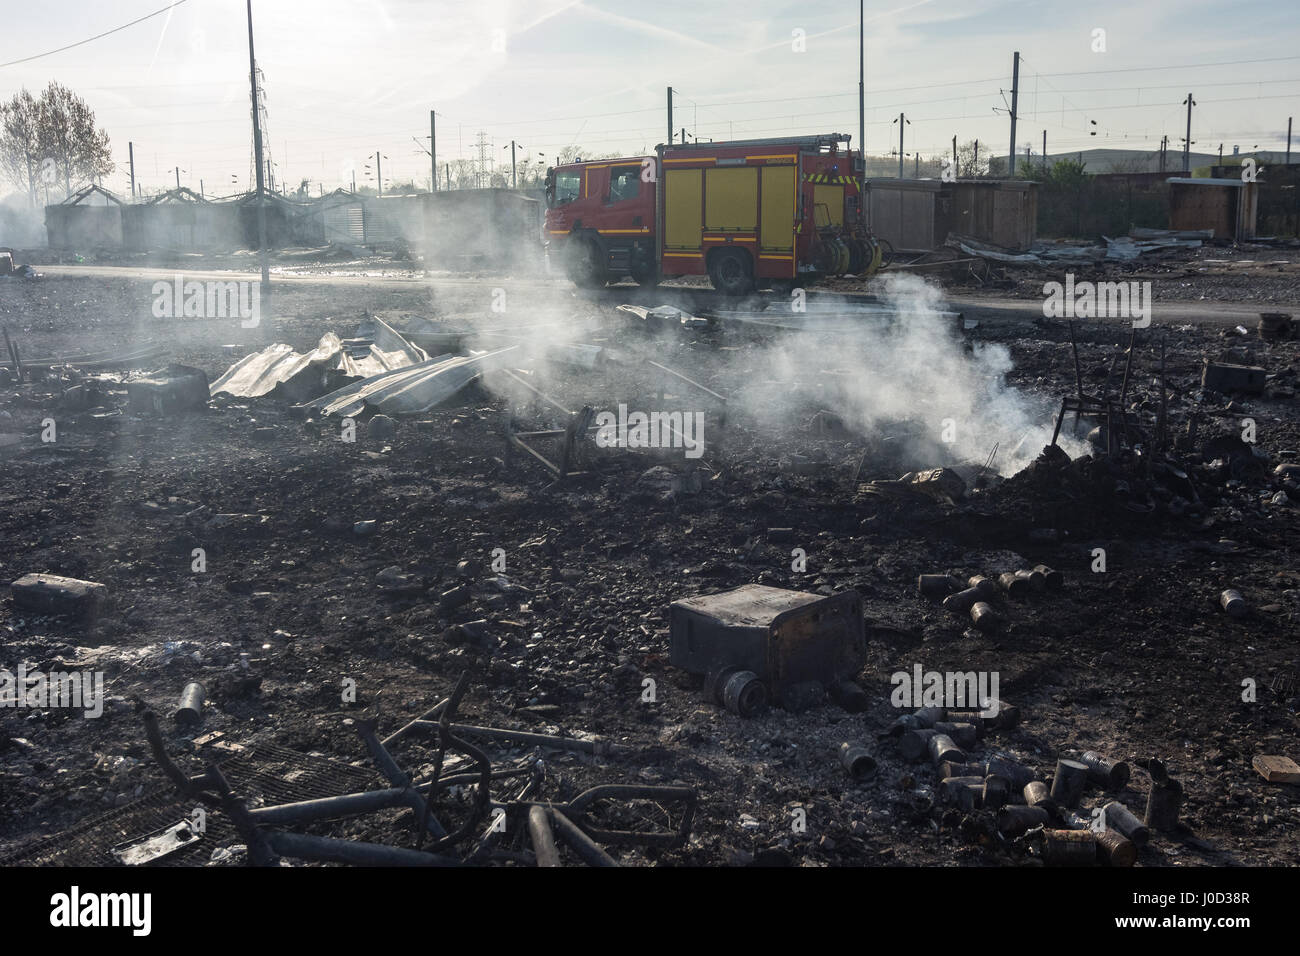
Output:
[
  {"xmin": 1033, "ymin": 564, "xmax": 1064, "ymax": 590},
  {"xmin": 917, "ymin": 574, "xmax": 962, "ymax": 598},
  {"xmin": 913, "ymin": 705, "xmax": 947, "ymax": 727},
  {"xmin": 982, "ymin": 700, "xmax": 1021, "ymax": 731},
  {"xmin": 939, "ymin": 760, "xmax": 985, "ymax": 779},
  {"xmin": 1079, "ymin": 751, "xmax": 1131, "ymax": 790},
  {"xmin": 1057, "ymin": 808, "xmax": 1091, "ymax": 831},
  {"xmin": 1220, "ymin": 589, "xmax": 1248, "ymax": 618},
  {"xmin": 967, "ymin": 575, "xmax": 998, "ymax": 598},
  {"xmin": 899, "ymin": 728, "xmax": 938, "ymax": 761},
  {"xmin": 928, "ymin": 733, "xmax": 966, "ymax": 766},
  {"xmin": 1102, "ymin": 800, "xmax": 1149, "ymax": 846},
  {"xmin": 1023, "ymin": 567, "xmax": 1048, "ymax": 591},
  {"xmin": 942, "ymin": 586, "xmax": 985, "ymax": 614},
  {"xmin": 985, "ymin": 754, "xmax": 1036, "ymax": 789},
  {"xmin": 1095, "ymin": 828, "xmax": 1138, "ymax": 867},
  {"xmin": 1023, "ymin": 780, "xmax": 1055, "ymax": 811},
  {"xmin": 1040, "ymin": 827, "xmax": 1097, "ymax": 866},
  {"xmin": 175, "ymin": 682, "xmax": 205, "ymax": 727},
  {"xmin": 998, "ymin": 805, "xmax": 1051, "ymax": 837},
  {"xmin": 982, "ymin": 773, "xmax": 1011, "ymax": 810},
  {"xmin": 939, "ymin": 775, "xmax": 986, "ymax": 804},
  {"xmin": 999, "ymin": 571, "xmax": 1032, "ymax": 597},
  {"xmin": 970, "ymin": 602, "xmax": 1002, "ymax": 632},
  {"xmin": 722, "ymin": 670, "xmax": 768, "ymax": 717},
  {"xmin": 1049, "ymin": 758, "xmax": 1090, "ymax": 808},
  {"xmin": 839, "ymin": 743, "xmax": 878, "ymax": 781},
  {"xmin": 933, "ymin": 721, "xmax": 979, "ymax": 749},
  {"xmin": 1144, "ymin": 777, "xmax": 1183, "ymax": 832},
  {"xmin": 943, "ymin": 710, "xmax": 988, "ymax": 737}
]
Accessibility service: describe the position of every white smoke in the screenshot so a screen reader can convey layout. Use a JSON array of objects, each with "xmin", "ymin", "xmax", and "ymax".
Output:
[{"xmin": 735, "ymin": 272, "xmax": 1088, "ymax": 477}]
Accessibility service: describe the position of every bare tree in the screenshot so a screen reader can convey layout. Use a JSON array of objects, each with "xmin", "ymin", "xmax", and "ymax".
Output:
[
  {"xmin": 0, "ymin": 89, "xmax": 42, "ymax": 206},
  {"xmin": 0, "ymin": 82, "xmax": 112, "ymax": 205}
]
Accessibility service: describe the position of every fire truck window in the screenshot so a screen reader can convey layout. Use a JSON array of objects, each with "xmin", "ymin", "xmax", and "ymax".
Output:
[
  {"xmin": 608, "ymin": 168, "xmax": 640, "ymax": 202},
  {"xmin": 554, "ymin": 172, "xmax": 581, "ymax": 205}
]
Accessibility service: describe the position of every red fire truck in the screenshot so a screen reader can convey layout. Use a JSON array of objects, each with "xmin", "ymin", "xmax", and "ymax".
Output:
[{"xmin": 543, "ymin": 133, "xmax": 883, "ymax": 295}]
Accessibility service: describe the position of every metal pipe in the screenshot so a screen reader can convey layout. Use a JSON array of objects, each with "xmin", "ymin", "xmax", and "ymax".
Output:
[
  {"xmin": 527, "ymin": 805, "xmax": 561, "ymax": 867},
  {"xmin": 350, "ymin": 718, "xmax": 448, "ymax": 839},
  {"xmin": 250, "ymin": 788, "xmax": 410, "ymax": 826},
  {"xmin": 266, "ymin": 831, "xmax": 460, "ymax": 867},
  {"xmin": 548, "ymin": 809, "xmax": 618, "ymax": 867}
]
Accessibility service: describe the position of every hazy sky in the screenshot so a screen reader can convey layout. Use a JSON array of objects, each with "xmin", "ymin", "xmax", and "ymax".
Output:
[{"xmin": 2, "ymin": 0, "xmax": 1298, "ymax": 197}]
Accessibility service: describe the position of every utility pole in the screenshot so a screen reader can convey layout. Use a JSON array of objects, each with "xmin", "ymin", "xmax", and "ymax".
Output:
[
  {"xmin": 128, "ymin": 142, "xmax": 136, "ymax": 198},
  {"xmin": 246, "ymin": 0, "xmax": 269, "ymax": 327},
  {"xmin": 445, "ymin": 163, "xmax": 450, "ymax": 190},
  {"xmin": 894, "ymin": 113, "xmax": 908, "ymax": 178},
  {"xmin": 1182, "ymin": 93, "xmax": 1195, "ymax": 173},
  {"xmin": 430, "ymin": 109, "xmax": 437, "ymax": 191},
  {"xmin": 375, "ymin": 151, "xmax": 383, "ymax": 197},
  {"xmin": 1160, "ymin": 135, "xmax": 1167, "ymax": 172},
  {"xmin": 681, "ymin": 128, "xmax": 687, "ymax": 144},
  {"xmin": 858, "ymin": 0, "xmax": 865, "ymax": 169},
  {"xmin": 1008, "ymin": 51, "xmax": 1020, "ymax": 176},
  {"xmin": 509, "ymin": 140, "xmax": 518, "ymax": 188},
  {"xmin": 200, "ymin": 179, "xmax": 204, "ymax": 198},
  {"xmin": 952, "ymin": 135, "xmax": 958, "ymax": 177},
  {"xmin": 175, "ymin": 167, "xmax": 180, "ymax": 190},
  {"xmin": 914, "ymin": 153, "xmax": 920, "ymax": 176},
  {"xmin": 351, "ymin": 169, "xmax": 356, "ymax": 194},
  {"xmin": 1287, "ymin": 117, "xmax": 1293, "ymax": 165},
  {"xmin": 1218, "ymin": 143, "xmax": 1223, "ymax": 164},
  {"xmin": 974, "ymin": 139, "xmax": 979, "ymax": 172},
  {"xmin": 667, "ymin": 87, "xmax": 673, "ymax": 145},
  {"xmin": 1042, "ymin": 130, "xmax": 1047, "ymax": 169}
]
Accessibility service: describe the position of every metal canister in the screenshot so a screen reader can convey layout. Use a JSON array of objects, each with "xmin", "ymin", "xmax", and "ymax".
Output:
[
  {"xmin": 722, "ymin": 670, "xmax": 767, "ymax": 717},
  {"xmin": 998, "ymin": 805, "xmax": 1051, "ymax": 837},
  {"xmin": 985, "ymin": 754, "xmax": 1036, "ymax": 789},
  {"xmin": 968, "ymin": 575, "xmax": 998, "ymax": 598},
  {"xmin": 927, "ymin": 733, "xmax": 965, "ymax": 766},
  {"xmin": 839, "ymin": 743, "xmax": 878, "ymax": 781},
  {"xmin": 917, "ymin": 574, "xmax": 961, "ymax": 598},
  {"xmin": 1033, "ymin": 564, "xmax": 1064, "ymax": 590},
  {"xmin": 970, "ymin": 602, "xmax": 1002, "ymax": 632},
  {"xmin": 1220, "ymin": 589, "xmax": 1248, "ymax": 618},
  {"xmin": 1079, "ymin": 751, "xmax": 1131, "ymax": 790},
  {"xmin": 943, "ymin": 710, "xmax": 988, "ymax": 737},
  {"xmin": 912, "ymin": 706, "xmax": 947, "ymax": 727},
  {"xmin": 933, "ymin": 721, "xmax": 979, "ymax": 749},
  {"xmin": 1023, "ymin": 780, "xmax": 1055, "ymax": 811},
  {"xmin": 939, "ymin": 775, "xmax": 986, "ymax": 805},
  {"xmin": 943, "ymin": 586, "xmax": 985, "ymax": 614},
  {"xmin": 899, "ymin": 728, "xmax": 938, "ymax": 761},
  {"xmin": 1144, "ymin": 778, "xmax": 1183, "ymax": 832},
  {"xmin": 982, "ymin": 700, "xmax": 1020, "ymax": 731},
  {"xmin": 982, "ymin": 774, "xmax": 1011, "ymax": 810},
  {"xmin": 175, "ymin": 682, "xmax": 205, "ymax": 726},
  {"xmin": 1023, "ymin": 567, "xmax": 1048, "ymax": 591},
  {"xmin": 1102, "ymin": 800, "xmax": 1149, "ymax": 846},
  {"xmin": 939, "ymin": 760, "xmax": 985, "ymax": 780},
  {"xmin": 1041, "ymin": 828, "xmax": 1097, "ymax": 866},
  {"xmin": 1095, "ymin": 828, "xmax": 1137, "ymax": 867},
  {"xmin": 1049, "ymin": 758, "xmax": 1090, "ymax": 808},
  {"xmin": 999, "ymin": 571, "xmax": 1032, "ymax": 597}
]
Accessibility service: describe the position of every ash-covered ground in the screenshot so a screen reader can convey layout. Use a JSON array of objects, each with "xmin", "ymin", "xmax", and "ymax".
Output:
[{"xmin": 1, "ymin": 254, "xmax": 1298, "ymax": 866}]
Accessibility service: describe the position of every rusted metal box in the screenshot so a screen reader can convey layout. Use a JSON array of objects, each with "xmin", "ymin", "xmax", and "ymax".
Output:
[{"xmin": 670, "ymin": 585, "xmax": 864, "ymax": 694}]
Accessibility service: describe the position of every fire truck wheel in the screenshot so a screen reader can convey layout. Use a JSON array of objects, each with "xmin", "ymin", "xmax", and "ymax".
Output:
[
  {"xmin": 565, "ymin": 237, "xmax": 607, "ymax": 288},
  {"xmin": 630, "ymin": 253, "xmax": 659, "ymax": 287},
  {"xmin": 707, "ymin": 248, "xmax": 754, "ymax": 297}
]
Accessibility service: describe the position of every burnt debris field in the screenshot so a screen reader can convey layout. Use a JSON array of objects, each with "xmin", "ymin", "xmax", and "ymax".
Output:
[{"xmin": 1, "ymin": 248, "xmax": 1298, "ymax": 869}]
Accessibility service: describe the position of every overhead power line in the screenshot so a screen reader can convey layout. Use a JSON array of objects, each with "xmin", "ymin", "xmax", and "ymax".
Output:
[{"xmin": 0, "ymin": 0, "xmax": 191, "ymax": 69}]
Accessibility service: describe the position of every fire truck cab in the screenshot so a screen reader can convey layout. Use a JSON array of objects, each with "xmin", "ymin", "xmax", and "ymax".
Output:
[{"xmin": 544, "ymin": 134, "xmax": 881, "ymax": 295}]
